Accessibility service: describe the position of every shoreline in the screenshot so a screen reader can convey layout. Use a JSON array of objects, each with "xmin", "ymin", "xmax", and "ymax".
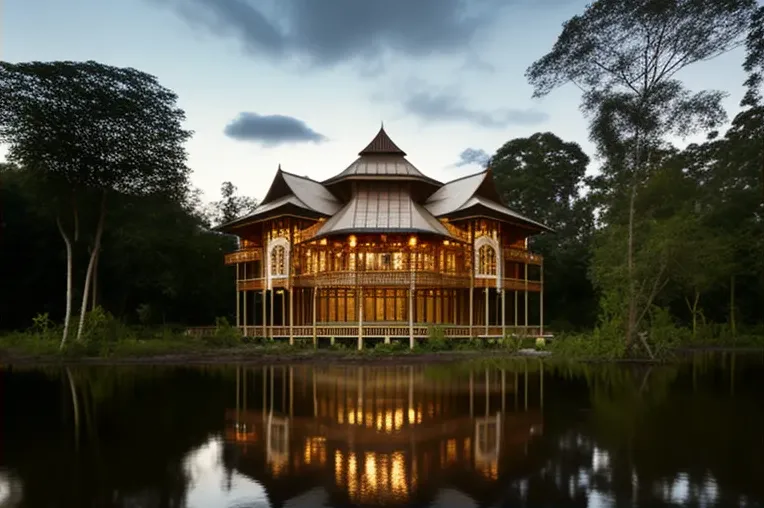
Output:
[{"xmin": 1, "ymin": 346, "xmax": 760, "ymax": 367}]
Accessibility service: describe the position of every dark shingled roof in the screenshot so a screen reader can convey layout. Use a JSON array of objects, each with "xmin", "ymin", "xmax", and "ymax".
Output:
[{"xmin": 358, "ymin": 125, "xmax": 407, "ymax": 156}]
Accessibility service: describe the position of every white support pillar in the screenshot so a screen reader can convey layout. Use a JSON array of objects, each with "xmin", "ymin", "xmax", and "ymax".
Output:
[
  {"xmin": 524, "ymin": 263, "xmax": 529, "ymax": 334},
  {"xmin": 289, "ymin": 289, "xmax": 294, "ymax": 346},
  {"xmin": 270, "ymin": 288, "xmax": 274, "ymax": 339},
  {"xmin": 235, "ymin": 264, "xmax": 240, "ymax": 328},
  {"xmin": 408, "ymin": 286, "xmax": 414, "ymax": 350},
  {"xmin": 540, "ymin": 263, "xmax": 544, "ymax": 336},
  {"xmin": 501, "ymin": 289, "xmax": 506, "ymax": 339},
  {"xmin": 243, "ymin": 291, "xmax": 248, "ymax": 337},
  {"xmin": 312, "ymin": 288, "xmax": 317, "ymax": 348},
  {"xmin": 357, "ymin": 288, "xmax": 364, "ymax": 351},
  {"xmin": 262, "ymin": 289, "xmax": 267, "ymax": 339},
  {"xmin": 484, "ymin": 287, "xmax": 489, "ymax": 336}
]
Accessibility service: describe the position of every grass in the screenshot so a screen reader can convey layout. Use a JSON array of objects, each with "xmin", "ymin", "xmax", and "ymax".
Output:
[{"xmin": 2, "ymin": 310, "xmax": 761, "ymax": 363}]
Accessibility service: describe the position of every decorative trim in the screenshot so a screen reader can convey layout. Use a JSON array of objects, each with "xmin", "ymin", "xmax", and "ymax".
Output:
[
  {"xmin": 266, "ymin": 236, "xmax": 290, "ymax": 290},
  {"xmin": 474, "ymin": 235, "xmax": 502, "ymax": 289}
]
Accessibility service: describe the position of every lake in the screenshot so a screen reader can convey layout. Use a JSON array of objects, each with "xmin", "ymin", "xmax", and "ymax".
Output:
[{"xmin": 1, "ymin": 354, "xmax": 762, "ymax": 508}]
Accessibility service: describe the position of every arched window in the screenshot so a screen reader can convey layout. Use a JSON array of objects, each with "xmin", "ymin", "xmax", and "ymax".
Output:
[
  {"xmin": 271, "ymin": 245, "xmax": 286, "ymax": 276},
  {"xmin": 478, "ymin": 245, "xmax": 496, "ymax": 276}
]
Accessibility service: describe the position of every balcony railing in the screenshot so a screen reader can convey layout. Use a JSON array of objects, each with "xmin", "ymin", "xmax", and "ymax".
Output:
[
  {"xmin": 186, "ymin": 324, "xmax": 546, "ymax": 339},
  {"xmin": 503, "ymin": 247, "xmax": 543, "ymax": 265},
  {"xmin": 237, "ymin": 273, "xmax": 542, "ymax": 291},
  {"xmin": 224, "ymin": 249, "xmax": 261, "ymax": 265}
]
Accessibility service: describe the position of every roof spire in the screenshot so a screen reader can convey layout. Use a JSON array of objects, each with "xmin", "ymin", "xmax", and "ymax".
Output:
[
  {"xmin": 277, "ymin": 163, "xmax": 282, "ymax": 171},
  {"xmin": 358, "ymin": 124, "xmax": 407, "ymax": 156}
]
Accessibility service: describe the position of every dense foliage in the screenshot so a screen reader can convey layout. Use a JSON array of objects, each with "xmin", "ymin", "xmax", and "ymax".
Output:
[{"xmin": 1, "ymin": 1, "xmax": 763, "ymax": 358}]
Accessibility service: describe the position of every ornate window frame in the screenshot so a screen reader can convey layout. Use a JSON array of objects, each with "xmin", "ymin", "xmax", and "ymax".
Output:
[{"xmin": 267, "ymin": 236, "xmax": 290, "ymax": 289}]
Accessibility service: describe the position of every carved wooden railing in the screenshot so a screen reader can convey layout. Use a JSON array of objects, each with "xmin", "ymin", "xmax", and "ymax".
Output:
[
  {"xmin": 441, "ymin": 221, "xmax": 471, "ymax": 243},
  {"xmin": 503, "ymin": 247, "xmax": 543, "ymax": 265},
  {"xmin": 185, "ymin": 324, "xmax": 545, "ymax": 338},
  {"xmin": 238, "ymin": 274, "xmax": 541, "ymax": 291},
  {"xmin": 224, "ymin": 249, "xmax": 262, "ymax": 265},
  {"xmin": 294, "ymin": 220, "xmax": 325, "ymax": 244}
]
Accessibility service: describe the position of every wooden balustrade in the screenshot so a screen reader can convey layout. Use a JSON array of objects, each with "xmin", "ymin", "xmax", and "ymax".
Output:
[
  {"xmin": 237, "ymin": 274, "xmax": 541, "ymax": 291},
  {"xmin": 503, "ymin": 247, "xmax": 543, "ymax": 265},
  {"xmin": 186, "ymin": 324, "xmax": 545, "ymax": 339},
  {"xmin": 224, "ymin": 249, "xmax": 262, "ymax": 265}
]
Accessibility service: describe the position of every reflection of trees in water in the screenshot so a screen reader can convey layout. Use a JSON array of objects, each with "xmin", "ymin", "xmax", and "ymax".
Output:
[
  {"xmin": 502, "ymin": 357, "xmax": 763, "ymax": 507},
  {"xmin": 2, "ymin": 366, "xmax": 238, "ymax": 507},
  {"xmin": 2, "ymin": 355, "xmax": 761, "ymax": 507}
]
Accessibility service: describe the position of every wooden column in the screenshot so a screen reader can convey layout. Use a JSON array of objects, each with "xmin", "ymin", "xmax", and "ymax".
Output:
[
  {"xmin": 243, "ymin": 290, "xmax": 248, "ymax": 336},
  {"xmin": 540, "ymin": 263, "xmax": 544, "ymax": 336},
  {"xmin": 270, "ymin": 289, "xmax": 274, "ymax": 339},
  {"xmin": 484, "ymin": 287, "xmax": 489, "ymax": 336},
  {"xmin": 469, "ymin": 223, "xmax": 474, "ymax": 338},
  {"xmin": 289, "ymin": 220, "xmax": 294, "ymax": 345},
  {"xmin": 312, "ymin": 288, "xmax": 317, "ymax": 347},
  {"xmin": 409, "ymin": 250, "xmax": 414, "ymax": 349},
  {"xmin": 357, "ymin": 288, "xmax": 364, "ymax": 351},
  {"xmin": 236, "ymin": 264, "xmax": 240, "ymax": 328},
  {"xmin": 524, "ymin": 263, "xmax": 529, "ymax": 333},
  {"xmin": 262, "ymin": 288, "xmax": 267, "ymax": 339},
  {"xmin": 501, "ymin": 289, "xmax": 506, "ymax": 339},
  {"xmin": 289, "ymin": 290, "xmax": 294, "ymax": 345},
  {"xmin": 408, "ymin": 286, "xmax": 414, "ymax": 350}
]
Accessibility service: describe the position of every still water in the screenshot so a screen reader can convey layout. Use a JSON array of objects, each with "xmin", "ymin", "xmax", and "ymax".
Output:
[{"xmin": 1, "ymin": 354, "xmax": 762, "ymax": 508}]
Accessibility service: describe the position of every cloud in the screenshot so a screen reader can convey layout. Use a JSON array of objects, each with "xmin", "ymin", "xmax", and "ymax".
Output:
[
  {"xmin": 455, "ymin": 148, "xmax": 491, "ymax": 168},
  {"xmin": 224, "ymin": 113, "xmax": 326, "ymax": 146},
  {"xmin": 150, "ymin": 0, "xmax": 505, "ymax": 68},
  {"xmin": 404, "ymin": 90, "xmax": 549, "ymax": 128}
]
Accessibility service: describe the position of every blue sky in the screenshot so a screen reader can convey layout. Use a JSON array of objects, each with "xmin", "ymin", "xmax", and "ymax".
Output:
[{"xmin": 1, "ymin": 0, "xmax": 751, "ymax": 203}]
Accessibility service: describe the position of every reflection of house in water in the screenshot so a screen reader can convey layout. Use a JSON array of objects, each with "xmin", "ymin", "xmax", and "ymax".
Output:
[{"xmin": 222, "ymin": 364, "xmax": 545, "ymax": 507}]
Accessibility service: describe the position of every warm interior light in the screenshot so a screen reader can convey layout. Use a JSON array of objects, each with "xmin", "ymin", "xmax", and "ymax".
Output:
[
  {"xmin": 349, "ymin": 235, "xmax": 357, "ymax": 248},
  {"xmin": 408, "ymin": 236, "xmax": 417, "ymax": 247},
  {"xmin": 443, "ymin": 240, "xmax": 450, "ymax": 246},
  {"xmin": 320, "ymin": 238, "xmax": 327, "ymax": 245}
]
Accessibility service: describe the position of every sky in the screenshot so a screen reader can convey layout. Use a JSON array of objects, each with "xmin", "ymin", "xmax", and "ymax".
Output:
[{"xmin": 0, "ymin": 0, "xmax": 752, "ymax": 204}]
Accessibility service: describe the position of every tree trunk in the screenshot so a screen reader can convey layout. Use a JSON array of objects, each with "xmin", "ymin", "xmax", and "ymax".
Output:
[
  {"xmin": 91, "ymin": 248, "xmax": 99, "ymax": 311},
  {"xmin": 730, "ymin": 274, "xmax": 737, "ymax": 337},
  {"xmin": 75, "ymin": 192, "xmax": 107, "ymax": 342},
  {"xmin": 56, "ymin": 215, "xmax": 74, "ymax": 350},
  {"xmin": 625, "ymin": 131, "xmax": 643, "ymax": 351}
]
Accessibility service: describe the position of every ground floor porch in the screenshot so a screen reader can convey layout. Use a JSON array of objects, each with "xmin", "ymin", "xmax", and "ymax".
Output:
[{"xmin": 187, "ymin": 285, "xmax": 546, "ymax": 347}]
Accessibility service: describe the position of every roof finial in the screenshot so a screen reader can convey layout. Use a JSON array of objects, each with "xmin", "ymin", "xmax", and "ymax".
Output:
[{"xmin": 278, "ymin": 163, "xmax": 282, "ymax": 171}]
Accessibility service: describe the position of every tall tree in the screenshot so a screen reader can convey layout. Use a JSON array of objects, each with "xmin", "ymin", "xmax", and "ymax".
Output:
[
  {"xmin": 490, "ymin": 132, "xmax": 597, "ymax": 328},
  {"xmin": 211, "ymin": 181, "xmax": 257, "ymax": 226},
  {"xmin": 0, "ymin": 60, "xmax": 192, "ymax": 346},
  {"xmin": 525, "ymin": 0, "xmax": 757, "ymax": 354}
]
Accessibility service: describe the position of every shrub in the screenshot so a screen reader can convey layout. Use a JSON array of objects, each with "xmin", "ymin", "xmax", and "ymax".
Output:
[{"xmin": 203, "ymin": 317, "xmax": 242, "ymax": 348}]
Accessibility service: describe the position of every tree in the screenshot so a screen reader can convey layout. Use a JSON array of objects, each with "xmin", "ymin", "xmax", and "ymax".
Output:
[
  {"xmin": 0, "ymin": 60, "xmax": 192, "ymax": 346},
  {"xmin": 526, "ymin": 0, "xmax": 757, "ymax": 354},
  {"xmin": 211, "ymin": 181, "xmax": 257, "ymax": 226},
  {"xmin": 490, "ymin": 132, "xmax": 597, "ymax": 328}
]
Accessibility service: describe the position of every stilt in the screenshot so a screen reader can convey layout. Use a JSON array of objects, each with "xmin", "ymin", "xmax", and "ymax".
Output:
[
  {"xmin": 270, "ymin": 289, "xmax": 274, "ymax": 339},
  {"xmin": 484, "ymin": 287, "xmax": 489, "ymax": 336},
  {"xmin": 236, "ymin": 264, "xmax": 240, "ymax": 328},
  {"xmin": 312, "ymin": 288, "xmax": 317, "ymax": 348},
  {"xmin": 357, "ymin": 288, "xmax": 364, "ymax": 351},
  {"xmin": 289, "ymin": 289, "xmax": 294, "ymax": 345},
  {"xmin": 408, "ymin": 286, "xmax": 414, "ymax": 350},
  {"xmin": 524, "ymin": 263, "xmax": 529, "ymax": 334},
  {"xmin": 262, "ymin": 288, "xmax": 267, "ymax": 339},
  {"xmin": 501, "ymin": 289, "xmax": 506, "ymax": 339},
  {"xmin": 243, "ymin": 290, "xmax": 248, "ymax": 337},
  {"xmin": 540, "ymin": 263, "xmax": 544, "ymax": 336}
]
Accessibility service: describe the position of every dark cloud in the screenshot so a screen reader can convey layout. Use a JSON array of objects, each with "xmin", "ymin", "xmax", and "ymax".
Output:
[
  {"xmin": 404, "ymin": 90, "xmax": 549, "ymax": 128},
  {"xmin": 150, "ymin": 0, "xmax": 503, "ymax": 67},
  {"xmin": 224, "ymin": 113, "xmax": 326, "ymax": 146},
  {"xmin": 455, "ymin": 148, "xmax": 491, "ymax": 168}
]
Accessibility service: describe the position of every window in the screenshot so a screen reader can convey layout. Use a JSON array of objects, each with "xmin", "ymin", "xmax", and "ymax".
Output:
[
  {"xmin": 271, "ymin": 245, "xmax": 286, "ymax": 276},
  {"xmin": 478, "ymin": 245, "xmax": 496, "ymax": 276}
]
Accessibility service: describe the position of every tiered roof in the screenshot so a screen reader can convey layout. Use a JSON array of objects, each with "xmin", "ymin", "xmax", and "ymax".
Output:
[{"xmin": 219, "ymin": 127, "xmax": 551, "ymax": 236}]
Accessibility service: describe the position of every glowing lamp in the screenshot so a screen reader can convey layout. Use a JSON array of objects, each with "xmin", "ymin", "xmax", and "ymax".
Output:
[
  {"xmin": 408, "ymin": 236, "xmax": 417, "ymax": 247},
  {"xmin": 348, "ymin": 235, "xmax": 357, "ymax": 248},
  {"xmin": 443, "ymin": 240, "xmax": 450, "ymax": 246}
]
